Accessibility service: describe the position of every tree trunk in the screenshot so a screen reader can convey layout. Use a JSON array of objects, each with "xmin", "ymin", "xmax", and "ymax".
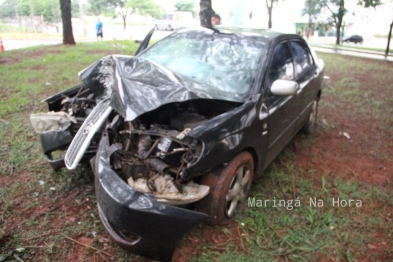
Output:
[
  {"xmin": 60, "ymin": 0, "xmax": 75, "ymax": 45},
  {"xmin": 266, "ymin": 0, "xmax": 273, "ymax": 29},
  {"xmin": 268, "ymin": 7, "xmax": 272, "ymax": 29},
  {"xmin": 386, "ymin": 21, "xmax": 393, "ymax": 56},
  {"xmin": 199, "ymin": 0, "xmax": 213, "ymax": 27},
  {"xmin": 335, "ymin": 1, "xmax": 345, "ymax": 45},
  {"xmin": 335, "ymin": 20, "xmax": 341, "ymax": 45},
  {"xmin": 123, "ymin": 16, "xmax": 126, "ymax": 30}
]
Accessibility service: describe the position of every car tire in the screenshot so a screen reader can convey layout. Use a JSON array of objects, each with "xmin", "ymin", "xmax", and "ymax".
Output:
[
  {"xmin": 195, "ymin": 152, "xmax": 254, "ymax": 225},
  {"xmin": 302, "ymin": 99, "xmax": 318, "ymax": 134}
]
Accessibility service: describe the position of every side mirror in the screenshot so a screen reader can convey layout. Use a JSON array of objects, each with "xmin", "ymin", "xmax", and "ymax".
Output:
[{"xmin": 271, "ymin": 79, "xmax": 298, "ymax": 96}]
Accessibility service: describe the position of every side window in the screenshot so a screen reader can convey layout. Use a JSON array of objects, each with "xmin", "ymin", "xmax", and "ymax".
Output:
[
  {"xmin": 290, "ymin": 41, "xmax": 313, "ymax": 75},
  {"xmin": 268, "ymin": 42, "xmax": 294, "ymax": 86}
]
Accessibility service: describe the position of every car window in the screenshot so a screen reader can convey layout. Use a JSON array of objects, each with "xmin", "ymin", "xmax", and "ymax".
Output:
[
  {"xmin": 290, "ymin": 41, "xmax": 312, "ymax": 76},
  {"xmin": 140, "ymin": 33, "xmax": 265, "ymax": 96},
  {"xmin": 268, "ymin": 42, "xmax": 294, "ymax": 86}
]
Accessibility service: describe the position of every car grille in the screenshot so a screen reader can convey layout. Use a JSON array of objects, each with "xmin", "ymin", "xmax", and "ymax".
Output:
[{"xmin": 65, "ymin": 99, "xmax": 112, "ymax": 169}]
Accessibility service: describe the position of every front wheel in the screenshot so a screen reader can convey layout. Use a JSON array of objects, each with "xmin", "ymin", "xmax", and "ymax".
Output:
[
  {"xmin": 302, "ymin": 100, "xmax": 318, "ymax": 134},
  {"xmin": 195, "ymin": 152, "xmax": 254, "ymax": 225}
]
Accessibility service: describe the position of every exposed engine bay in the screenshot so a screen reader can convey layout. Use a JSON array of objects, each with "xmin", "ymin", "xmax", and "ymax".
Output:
[
  {"xmin": 31, "ymin": 83, "xmax": 238, "ymax": 205},
  {"xmin": 105, "ymin": 99, "xmax": 236, "ymax": 205}
]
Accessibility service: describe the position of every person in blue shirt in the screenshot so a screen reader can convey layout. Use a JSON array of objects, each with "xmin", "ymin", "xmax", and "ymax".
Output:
[{"xmin": 96, "ymin": 18, "xmax": 103, "ymax": 41}]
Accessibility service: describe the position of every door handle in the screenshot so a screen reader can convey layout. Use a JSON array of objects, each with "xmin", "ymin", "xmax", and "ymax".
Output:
[{"xmin": 259, "ymin": 103, "xmax": 268, "ymax": 120}]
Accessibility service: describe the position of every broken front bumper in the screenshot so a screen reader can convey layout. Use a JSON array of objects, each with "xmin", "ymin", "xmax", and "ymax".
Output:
[
  {"xmin": 40, "ymin": 130, "xmax": 73, "ymax": 170},
  {"xmin": 39, "ymin": 130, "xmax": 96, "ymax": 171},
  {"xmin": 94, "ymin": 134, "xmax": 209, "ymax": 261}
]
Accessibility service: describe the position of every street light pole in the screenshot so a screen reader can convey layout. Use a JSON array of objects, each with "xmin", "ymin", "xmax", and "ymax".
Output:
[
  {"xmin": 29, "ymin": 0, "xmax": 36, "ymax": 33},
  {"xmin": 51, "ymin": 0, "xmax": 59, "ymax": 32},
  {"xmin": 15, "ymin": 1, "xmax": 21, "ymax": 31},
  {"xmin": 78, "ymin": 0, "xmax": 86, "ymax": 36}
]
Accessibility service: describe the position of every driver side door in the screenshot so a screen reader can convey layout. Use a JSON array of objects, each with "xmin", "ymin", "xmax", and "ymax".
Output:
[{"xmin": 263, "ymin": 40, "xmax": 300, "ymax": 166}]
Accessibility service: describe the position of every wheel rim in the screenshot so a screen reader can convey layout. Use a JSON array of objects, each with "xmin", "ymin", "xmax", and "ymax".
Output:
[
  {"xmin": 309, "ymin": 101, "xmax": 317, "ymax": 128},
  {"xmin": 225, "ymin": 165, "xmax": 250, "ymax": 217}
]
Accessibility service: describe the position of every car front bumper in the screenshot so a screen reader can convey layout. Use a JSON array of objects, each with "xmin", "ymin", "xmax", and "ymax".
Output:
[
  {"xmin": 94, "ymin": 134, "xmax": 209, "ymax": 261},
  {"xmin": 40, "ymin": 130, "xmax": 73, "ymax": 170}
]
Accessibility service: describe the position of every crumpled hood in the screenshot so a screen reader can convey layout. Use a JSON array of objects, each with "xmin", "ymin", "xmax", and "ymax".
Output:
[{"xmin": 79, "ymin": 55, "xmax": 245, "ymax": 121}]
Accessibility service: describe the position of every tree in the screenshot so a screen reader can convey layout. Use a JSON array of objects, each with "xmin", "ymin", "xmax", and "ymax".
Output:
[
  {"xmin": 306, "ymin": 0, "xmax": 382, "ymax": 45},
  {"xmin": 386, "ymin": 17, "xmax": 393, "ymax": 56},
  {"xmin": 125, "ymin": 0, "xmax": 163, "ymax": 18},
  {"xmin": 266, "ymin": 0, "xmax": 286, "ymax": 29},
  {"xmin": 302, "ymin": 0, "xmax": 323, "ymax": 37},
  {"xmin": 361, "ymin": 0, "xmax": 391, "ymax": 55},
  {"xmin": 106, "ymin": 0, "xmax": 129, "ymax": 29},
  {"xmin": 175, "ymin": 0, "xmax": 196, "ymax": 15},
  {"xmin": 87, "ymin": 0, "xmax": 109, "ymax": 16},
  {"xmin": 265, "ymin": 0, "xmax": 279, "ymax": 29},
  {"xmin": 0, "ymin": 0, "xmax": 58, "ymax": 22},
  {"xmin": 60, "ymin": 0, "xmax": 75, "ymax": 45},
  {"xmin": 0, "ymin": 0, "xmax": 21, "ymax": 18},
  {"xmin": 199, "ymin": 0, "xmax": 213, "ymax": 27}
]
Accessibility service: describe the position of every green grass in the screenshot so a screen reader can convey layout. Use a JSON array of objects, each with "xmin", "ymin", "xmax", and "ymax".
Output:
[
  {"xmin": 0, "ymin": 40, "xmax": 139, "ymax": 261},
  {"xmin": 1, "ymin": 43, "xmax": 393, "ymax": 261}
]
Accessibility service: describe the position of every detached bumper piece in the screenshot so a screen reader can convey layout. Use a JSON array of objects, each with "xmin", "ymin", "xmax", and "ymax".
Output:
[
  {"xmin": 95, "ymin": 135, "xmax": 208, "ymax": 261},
  {"xmin": 40, "ymin": 130, "xmax": 73, "ymax": 170}
]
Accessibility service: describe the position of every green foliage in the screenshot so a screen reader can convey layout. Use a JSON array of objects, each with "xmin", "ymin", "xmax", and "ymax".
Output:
[
  {"xmin": 303, "ymin": 0, "xmax": 383, "ymax": 44},
  {"xmin": 302, "ymin": 0, "xmax": 323, "ymax": 28},
  {"xmin": 125, "ymin": 0, "xmax": 163, "ymax": 18},
  {"xmin": 0, "ymin": 0, "xmax": 20, "ymax": 18},
  {"xmin": 86, "ymin": 0, "xmax": 111, "ymax": 16},
  {"xmin": 174, "ymin": 0, "xmax": 196, "ymax": 16},
  {"xmin": 71, "ymin": 0, "xmax": 88, "ymax": 18},
  {"xmin": 3, "ymin": 0, "xmax": 59, "ymax": 22}
]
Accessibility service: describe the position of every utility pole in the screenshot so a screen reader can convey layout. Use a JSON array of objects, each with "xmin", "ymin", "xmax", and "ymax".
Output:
[
  {"xmin": 15, "ymin": 1, "xmax": 21, "ymax": 31},
  {"xmin": 78, "ymin": 0, "xmax": 86, "ymax": 36},
  {"xmin": 29, "ymin": 0, "xmax": 36, "ymax": 33},
  {"xmin": 51, "ymin": 0, "xmax": 59, "ymax": 32}
]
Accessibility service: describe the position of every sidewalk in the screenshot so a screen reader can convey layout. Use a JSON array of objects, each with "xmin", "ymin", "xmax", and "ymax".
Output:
[
  {"xmin": 311, "ymin": 46, "xmax": 393, "ymax": 62},
  {"xmin": 306, "ymin": 36, "xmax": 393, "ymax": 62}
]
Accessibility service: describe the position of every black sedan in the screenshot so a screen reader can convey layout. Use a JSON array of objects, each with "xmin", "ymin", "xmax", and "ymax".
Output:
[
  {"xmin": 343, "ymin": 34, "xmax": 363, "ymax": 44},
  {"xmin": 30, "ymin": 26, "xmax": 324, "ymax": 261}
]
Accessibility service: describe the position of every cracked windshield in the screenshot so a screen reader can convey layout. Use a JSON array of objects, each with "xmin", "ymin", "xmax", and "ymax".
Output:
[{"xmin": 140, "ymin": 32, "xmax": 265, "ymax": 96}]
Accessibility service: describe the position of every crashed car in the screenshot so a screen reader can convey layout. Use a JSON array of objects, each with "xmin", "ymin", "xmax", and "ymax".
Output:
[{"xmin": 30, "ymin": 26, "xmax": 324, "ymax": 261}]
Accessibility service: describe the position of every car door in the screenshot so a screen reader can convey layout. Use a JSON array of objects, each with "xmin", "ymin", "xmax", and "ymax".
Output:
[
  {"xmin": 135, "ymin": 27, "xmax": 155, "ymax": 56},
  {"xmin": 263, "ymin": 41, "xmax": 300, "ymax": 167},
  {"xmin": 289, "ymin": 40, "xmax": 319, "ymax": 129}
]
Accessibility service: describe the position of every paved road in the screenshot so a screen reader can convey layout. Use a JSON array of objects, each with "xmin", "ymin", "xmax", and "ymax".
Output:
[
  {"xmin": 2, "ymin": 39, "xmax": 62, "ymax": 51},
  {"xmin": 1, "ymin": 26, "xmax": 171, "ymax": 51},
  {"xmin": 2, "ymin": 29, "xmax": 391, "ymax": 62}
]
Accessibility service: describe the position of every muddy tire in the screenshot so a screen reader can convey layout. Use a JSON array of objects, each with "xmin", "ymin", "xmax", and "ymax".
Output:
[
  {"xmin": 302, "ymin": 100, "xmax": 318, "ymax": 134},
  {"xmin": 195, "ymin": 152, "xmax": 254, "ymax": 225}
]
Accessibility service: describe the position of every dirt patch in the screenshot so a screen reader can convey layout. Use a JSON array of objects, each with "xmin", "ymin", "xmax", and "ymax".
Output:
[{"xmin": 0, "ymin": 57, "xmax": 20, "ymax": 65}]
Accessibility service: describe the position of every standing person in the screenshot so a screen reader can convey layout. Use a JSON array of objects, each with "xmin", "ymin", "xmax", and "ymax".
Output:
[
  {"xmin": 211, "ymin": 14, "xmax": 221, "ymax": 26},
  {"xmin": 96, "ymin": 18, "xmax": 103, "ymax": 41}
]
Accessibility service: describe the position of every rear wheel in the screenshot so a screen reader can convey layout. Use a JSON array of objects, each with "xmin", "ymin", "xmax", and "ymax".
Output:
[
  {"xmin": 195, "ymin": 152, "xmax": 254, "ymax": 225},
  {"xmin": 302, "ymin": 100, "xmax": 318, "ymax": 134}
]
